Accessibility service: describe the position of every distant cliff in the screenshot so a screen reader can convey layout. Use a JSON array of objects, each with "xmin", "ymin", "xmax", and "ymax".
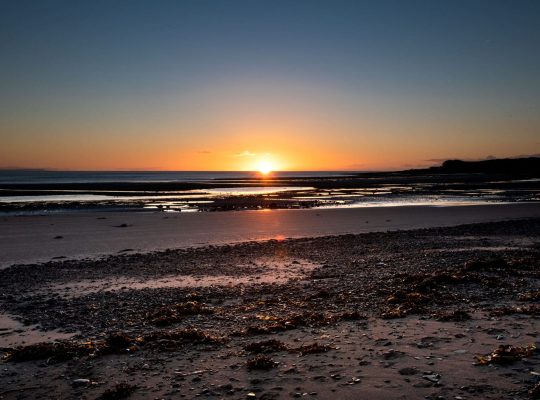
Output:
[{"xmin": 430, "ymin": 157, "xmax": 540, "ymax": 175}]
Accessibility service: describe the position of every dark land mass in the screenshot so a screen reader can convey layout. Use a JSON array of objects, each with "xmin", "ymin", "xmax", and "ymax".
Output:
[{"xmin": 1, "ymin": 219, "xmax": 540, "ymax": 399}]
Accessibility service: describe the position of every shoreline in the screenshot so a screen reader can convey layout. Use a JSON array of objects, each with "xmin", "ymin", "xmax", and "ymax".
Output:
[{"xmin": 1, "ymin": 203, "xmax": 540, "ymax": 268}]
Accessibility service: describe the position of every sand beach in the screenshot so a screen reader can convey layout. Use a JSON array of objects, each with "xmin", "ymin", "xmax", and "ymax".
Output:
[{"xmin": 1, "ymin": 204, "xmax": 540, "ymax": 399}]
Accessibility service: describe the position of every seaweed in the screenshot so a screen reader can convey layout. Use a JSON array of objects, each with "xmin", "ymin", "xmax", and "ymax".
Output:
[
  {"xmin": 530, "ymin": 382, "xmax": 540, "ymax": 399},
  {"xmin": 475, "ymin": 344, "xmax": 537, "ymax": 365},
  {"xmin": 98, "ymin": 383, "xmax": 137, "ymax": 400},
  {"xmin": 245, "ymin": 310, "xmax": 365, "ymax": 334},
  {"xmin": 148, "ymin": 301, "xmax": 213, "ymax": 326},
  {"xmin": 142, "ymin": 327, "xmax": 225, "ymax": 351},
  {"xmin": 433, "ymin": 310, "xmax": 472, "ymax": 322},
  {"xmin": 244, "ymin": 339, "xmax": 288, "ymax": 354},
  {"xmin": 465, "ymin": 257, "xmax": 508, "ymax": 271},
  {"xmin": 519, "ymin": 291, "xmax": 540, "ymax": 302},
  {"xmin": 489, "ymin": 305, "xmax": 540, "ymax": 317},
  {"xmin": 3, "ymin": 329, "xmax": 222, "ymax": 363},
  {"xmin": 2, "ymin": 341, "xmax": 94, "ymax": 363},
  {"xmin": 291, "ymin": 342, "xmax": 331, "ymax": 355},
  {"xmin": 246, "ymin": 355, "xmax": 277, "ymax": 370}
]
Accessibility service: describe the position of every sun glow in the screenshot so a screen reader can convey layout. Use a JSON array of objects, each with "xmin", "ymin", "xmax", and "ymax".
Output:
[{"xmin": 257, "ymin": 160, "xmax": 274, "ymax": 175}]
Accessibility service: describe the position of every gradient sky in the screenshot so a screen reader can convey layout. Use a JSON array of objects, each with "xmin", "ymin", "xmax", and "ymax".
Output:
[{"xmin": 1, "ymin": 0, "xmax": 539, "ymax": 171}]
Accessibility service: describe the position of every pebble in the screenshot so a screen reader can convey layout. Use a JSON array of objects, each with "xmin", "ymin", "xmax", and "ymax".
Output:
[
  {"xmin": 72, "ymin": 378, "xmax": 90, "ymax": 387},
  {"xmin": 398, "ymin": 367, "xmax": 418, "ymax": 376},
  {"xmin": 422, "ymin": 374, "xmax": 441, "ymax": 383}
]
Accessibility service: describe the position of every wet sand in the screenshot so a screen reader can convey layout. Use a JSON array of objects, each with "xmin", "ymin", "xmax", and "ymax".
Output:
[{"xmin": 1, "ymin": 202, "xmax": 540, "ymax": 268}]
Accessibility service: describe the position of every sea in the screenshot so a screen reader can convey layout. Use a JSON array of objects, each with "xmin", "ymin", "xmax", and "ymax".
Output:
[
  {"xmin": 0, "ymin": 170, "xmax": 350, "ymax": 184},
  {"xmin": 0, "ymin": 170, "xmax": 537, "ymax": 214}
]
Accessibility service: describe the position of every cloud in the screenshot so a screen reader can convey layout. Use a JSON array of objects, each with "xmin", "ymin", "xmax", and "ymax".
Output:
[
  {"xmin": 233, "ymin": 151, "xmax": 257, "ymax": 158},
  {"xmin": 197, "ymin": 150, "xmax": 211, "ymax": 154},
  {"xmin": 234, "ymin": 150, "xmax": 256, "ymax": 158}
]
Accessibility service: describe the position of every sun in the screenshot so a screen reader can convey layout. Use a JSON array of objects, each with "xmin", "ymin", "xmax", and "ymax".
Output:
[{"xmin": 257, "ymin": 160, "xmax": 274, "ymax": 175}]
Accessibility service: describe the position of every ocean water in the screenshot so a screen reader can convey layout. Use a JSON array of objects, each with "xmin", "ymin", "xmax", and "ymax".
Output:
[
  {"xmin": 0, "ymin": 170, "xmax": 350, "ymax": 184},
  {"xmin": 0, "ymin": 170, "xmax": 537, "ymax": 214}
]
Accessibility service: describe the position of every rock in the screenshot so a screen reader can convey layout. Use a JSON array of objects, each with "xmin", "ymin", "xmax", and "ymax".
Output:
[
  {"xmin": 382, "ymin": 349, "xmax": 405, "ymax": 359},
  {"xmin": 398, "ymin": 367, "xmax": 418, "ymax": 376},
  {"xmin": 422, "ymin": 374, "xmax": 441, "ymax": 383},
  {"xmin": 72, "ymin": 378, "xmax": 90, "ymax": 387}
]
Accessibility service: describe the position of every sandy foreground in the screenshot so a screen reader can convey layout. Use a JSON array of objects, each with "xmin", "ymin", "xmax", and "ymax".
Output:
[
  {"xmin": 0, "ymin": 208, "xmax": 540, "ymax": 399},
  {"xmin": 1, "ymin": 203, "xmax": 540, "ymax": 268}
]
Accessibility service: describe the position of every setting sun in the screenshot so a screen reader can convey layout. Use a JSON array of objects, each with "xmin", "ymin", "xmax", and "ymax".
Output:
[{"xmin": 257, "ymin": 160, "xmax": 274, "ymax": 175}]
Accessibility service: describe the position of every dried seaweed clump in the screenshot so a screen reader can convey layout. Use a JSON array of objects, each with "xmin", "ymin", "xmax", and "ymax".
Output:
[
  {"xmin": 489, "ymin": 305, "xmax": 540, "ymax": 317},
  {"xmin": 291, "ymin": 342, "xmax": 331, "ymax": 355},
  {"xmin": 142, "ymin": 327, "xmax": 225, "ymax": 351},
  {"xmin": 3, "ymin": 332, "xmax": 141, "ymax": 363},
  {"xmin": 529, "ymin": 381, "xmax": 540, "ymax": 399},
  {"xmin": 100, "ymin": 332, "xmax": 142, "ymax": 355},
  {"xmin": 475, "ymin": 344, "xmax": 537, "ymax": 365},
  {"xmin": 3, "ymin": 329, "xmax": 222, "ymax": 363},
  {"xmin": 464, "ymin": 257, "xmax": 508, "ymax": 271},
  {"xmin": 246, "ymin": 355, "xmax": 278, "ymax": 370},
  {"xmin": 98, "ymin": 383, "xmax": 138, "ymax": 400},
  {"xmin": 148, "ymin": 301, "xmax": 214, "ymax": 326},
  {"xmin": 2, "ymin": 341, "xmax": 94, "ymax": 363},
  {"xmin": 244, "ymin": 339, "xmax": 288, "ymax": 354},
  {"xmin": 382, "ymin": 290, "xmax": 430, "ymax": 319},
  {"xmin": 433, "ymin": 310, "xmax": 472, "ymax": 322},
  {"xmin": 245, "ymin": 310, "xmax": 365, "ymax": 334},
  {"xmin": 519, "ymin": 291, "xmax": 540, "ymax": 302}
]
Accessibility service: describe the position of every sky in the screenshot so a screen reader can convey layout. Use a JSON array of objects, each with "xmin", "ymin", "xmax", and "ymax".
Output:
[{"xmin": 1, "ymin": 0, "xmax": 539, "ymax": 171}]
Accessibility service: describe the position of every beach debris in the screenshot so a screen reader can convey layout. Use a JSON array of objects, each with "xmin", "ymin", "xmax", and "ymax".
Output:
[
  {"xmin": 529, "ymin": 381, "xmax": 540, "ymax": 399},
  {"xmin": 142, "ymin": 328, "xmax": 225, "ymax": 350},
  {"xmin": 382, "ymin": 289, "xmax": 430, "ymax": 318},
  {"xmin": 246, "ymin": 355, "xmax": 278, "ymax": 370},
  {"xmin": 386, "ymin": 291, "xmax": 428, "ymax": 304},
  {"xmin": 244, "ymin": 339, "xmax": 287, "ymax": 354},
  {"xmin": 98, "ymin": 383, "xmax": 137, "ymax": 400},
  {"xmin": 247, "ymin": 393, "xmax": 257, "ymax": 398},
  {"xmin": 475, "ymin": 344, "xmax": 537, "ymax": 365},
  {"xmin": 433, "ymin": 310, "xmax": 472, "ymax": 322},
  {"xmin": 2, "ymin": 329, "xmax": 223, "ymax": 363},
  {"xmin": 489, "ymin": 305, "xmax": 540, "ymax": 317},
  {"xmin": 2, "ymin": 341, "xmax": 94, "ymax": 363},
  {"xmin": 243, "ymin": 340, "xmax": 331, "ymax": 355},
  {"xmin": 292, "ymin": 342, "xmax": 331, "ymax": 355},
  {"xmin": 464, "ymin": 257, "xmax": 508, "ymax": 271},
  {"xmin": 245, "ymin": 311, "xmax": 365, "ymax": 334},
  {"xmin": 519, "ymin": 291, "xmax": 540, "ymax": 302},
  {"xmin": 148, "ymin": 301, "xmax": 214, "ymax": 326},
  {"xmin": 101, "ymin": 332, "xmax": 141, "ymax": 354},
  {"xmin": 174, "ymin": 369, "xmax": 208, "ymax": 377}
]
